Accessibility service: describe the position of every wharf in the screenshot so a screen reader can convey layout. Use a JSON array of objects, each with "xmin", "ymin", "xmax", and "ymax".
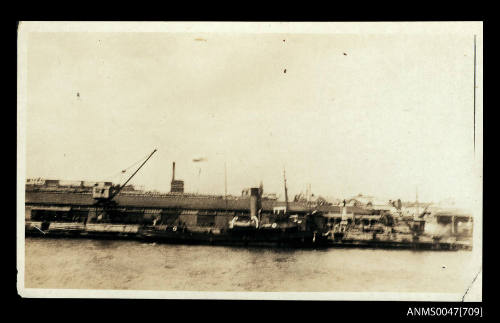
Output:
[{"xmin": 327, "ymin": 239, "xmax": 472, "ymax": 251}]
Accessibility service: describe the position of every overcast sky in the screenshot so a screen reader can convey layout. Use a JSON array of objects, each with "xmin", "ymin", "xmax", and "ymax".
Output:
[{"xmin": 23, "ymin": 30, "xmax": 479, "ymax": 205}]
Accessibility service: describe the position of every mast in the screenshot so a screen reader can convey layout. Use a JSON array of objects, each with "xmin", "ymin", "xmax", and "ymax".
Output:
[
  {"xmin": 224, "ymin": 161, "xmax": 228, "ymax": 210},
  {"xmin": 283, "ymin": 168, "xmax": 289, "ymax": 214},
  {"xmin": 304, "ymin": 183, "xmax": 311, "ymax": 211},
  {"xmin": 416, "ymin": 186, "xmax": 419, "ymax": 219}
]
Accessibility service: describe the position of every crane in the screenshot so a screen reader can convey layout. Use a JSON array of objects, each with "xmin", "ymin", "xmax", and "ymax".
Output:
[
  {"xmin": 92, "ymin": 149, "xmax": 157, "ymax": 207},
  {"xmin": 109, "ymin": 149, "xmax": 157, "ymax": 201}
]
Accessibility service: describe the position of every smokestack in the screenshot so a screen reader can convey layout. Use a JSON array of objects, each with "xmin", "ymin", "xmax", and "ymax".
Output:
[
  {"xmin": 250, "ymin": 187, "xmax": 260, "ymax": 219},
  {"xmin": 172, "ymin": 162, "xmax": 176, "ymax": 181}
]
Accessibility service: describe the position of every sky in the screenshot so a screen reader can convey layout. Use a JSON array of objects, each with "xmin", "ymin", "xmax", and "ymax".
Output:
[{"xmin": 23, "ymin": 30, "xmax": 480, "ymax": 206}]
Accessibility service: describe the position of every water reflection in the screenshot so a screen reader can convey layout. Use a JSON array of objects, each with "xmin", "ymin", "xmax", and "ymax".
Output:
[{"xmin": 25, "ymin": 237, "xmax": 474, "ymax": 293}]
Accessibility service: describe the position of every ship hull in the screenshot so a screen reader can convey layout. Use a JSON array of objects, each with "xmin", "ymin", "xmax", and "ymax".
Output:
[{"xmin": 25, "ymin": 221, "xmax": 328, "ymax": 248}]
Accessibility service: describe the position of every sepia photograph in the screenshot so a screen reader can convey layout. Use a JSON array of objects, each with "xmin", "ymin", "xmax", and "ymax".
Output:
[{"xmin": 17, "ymin": 21, "xmax": 482, "ymax": 301}]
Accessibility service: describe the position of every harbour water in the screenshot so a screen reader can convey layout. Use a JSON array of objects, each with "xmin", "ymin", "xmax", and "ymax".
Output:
[{"xmin": 25, "ymin": 237, "xmax": 475, "ymax": 293}]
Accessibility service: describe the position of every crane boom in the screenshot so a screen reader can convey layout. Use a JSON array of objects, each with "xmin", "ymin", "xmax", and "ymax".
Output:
[{"xmin": 108, "ymin": 149, "xmax": 157, "ymax": 200}]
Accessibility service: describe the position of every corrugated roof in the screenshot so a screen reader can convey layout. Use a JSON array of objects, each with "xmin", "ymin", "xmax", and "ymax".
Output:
[{"xmin": 25, "ymin": 191, "xmax": 373, "ymax": 214}]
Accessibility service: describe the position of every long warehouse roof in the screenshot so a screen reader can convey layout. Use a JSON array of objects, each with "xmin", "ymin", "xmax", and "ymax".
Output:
[{"xmin": 25, "ymin": 191, "xmax": 372, "ymax": 214}]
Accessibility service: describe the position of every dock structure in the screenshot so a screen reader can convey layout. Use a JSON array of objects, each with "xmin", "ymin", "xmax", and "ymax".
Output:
[
  {"xmin": 434, "ymin": 212, "xmax": 473, "ymax": 236},
  {"xmin": 25, "ymin": 188, "xmax": 370, "ymax": 226},
  {"xmin": 24, "ymin": 180, "xmax": 473, "ymax": 251}
]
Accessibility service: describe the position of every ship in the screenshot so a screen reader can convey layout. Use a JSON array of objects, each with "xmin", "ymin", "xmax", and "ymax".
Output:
[
  {"xmin": 24, "ymin": 149, "xmax": 340, "ymax": 247},
  {"xmin": 24, "ymin": 149, "xmax": 473, "ymax": 250}
]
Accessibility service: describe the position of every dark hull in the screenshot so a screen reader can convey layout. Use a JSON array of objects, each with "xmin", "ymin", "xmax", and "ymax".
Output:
[
  {"xmin": 25, "ymin": 222, "xmax": 328, "ymax": 248},
  {"xmin": 25, "ymin": 222, "xmax": 471, "ymax": 251}
]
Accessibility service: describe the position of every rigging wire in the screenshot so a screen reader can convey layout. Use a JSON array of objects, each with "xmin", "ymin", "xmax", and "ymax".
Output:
[{"xmin": 103, "ymin": 151, "xmax": 155, "ymax": 184}]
